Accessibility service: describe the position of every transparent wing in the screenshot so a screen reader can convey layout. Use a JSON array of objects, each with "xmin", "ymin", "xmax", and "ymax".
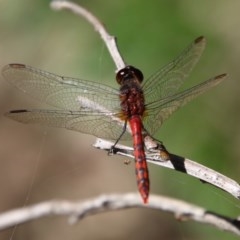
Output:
[
  {"xmin": 6, "ymin": 109, "xmax": 131, "ymax": 140},
  {"xmin": 143, "ymin": 36, "xmax": 206, "ymax": 101},
  {"xmin": 142, "ymin": 36, "xmax": 207, "ymax": 132},
  {"xmin": 143, "ymin": 74, "xmax": 227, "ymax": 135},
  {"xmin": 2, "ymin": 64, "xmax": 119, "ymax": 111},
  {"xmin": 2, "ymin": 64, "xmax": 132, "ymax": 140}
]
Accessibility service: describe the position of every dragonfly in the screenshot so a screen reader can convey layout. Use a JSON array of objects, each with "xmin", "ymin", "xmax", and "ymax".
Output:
[{"xmin": 2, "ymin": 36, "xmax": 226, "ymax": 204}]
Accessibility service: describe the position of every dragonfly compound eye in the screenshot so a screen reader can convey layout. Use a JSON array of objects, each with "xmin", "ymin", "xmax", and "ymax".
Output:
[
  {"xmin": 131, "ymin": 66, "xmax": 144, "ymax": 83},
  {"xmin": 116, "ymin": 66, "xmax": 144, "ymax": 85}
]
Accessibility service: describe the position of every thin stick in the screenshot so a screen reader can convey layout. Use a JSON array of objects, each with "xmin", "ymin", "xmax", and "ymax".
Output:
[
  {"xmin": 0, "ymin": 193, "xmax": 239, "ymax": 236},
  {"xmin": 51, "ymin": 0, "xmax": 126, "ymax": 71},
  {"xmin": 93, "ymin": 138, "xmax": 240, "ymax": 200}
]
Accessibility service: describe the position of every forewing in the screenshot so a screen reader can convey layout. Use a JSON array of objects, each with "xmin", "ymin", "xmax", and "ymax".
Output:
[
  {"xmin": 143, "ymin": 74, "xmax": 227, "ymax": 135},
  {"xmin": 2, "ymin": 64, "xmax": 120, "ymax": 112},
  {"xmin": 143, "ymin": 36, "xmax": 206, "ymax": 102}
]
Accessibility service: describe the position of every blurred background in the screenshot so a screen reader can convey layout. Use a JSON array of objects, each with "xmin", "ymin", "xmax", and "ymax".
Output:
[{"xmin": 0, "ymin": 0, "xmax": 239, "ymax": 239}]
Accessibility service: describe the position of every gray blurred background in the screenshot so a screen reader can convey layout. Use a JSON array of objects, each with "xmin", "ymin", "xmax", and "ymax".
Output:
[{"xmin": 0, "ymin": 0, "xmax": 239, "ymax": 239}]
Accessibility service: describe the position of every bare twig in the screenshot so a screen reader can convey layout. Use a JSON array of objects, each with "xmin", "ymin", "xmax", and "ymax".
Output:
[
  {"xmin": 0, "ymin": 193, "xmax": 239, "ymax": 235},
  {"xmin": 93, "ymin": 138, "xmax": 240, "ymax": 200},
  {"xmin": 51, "ymin": 0, "xmax": 126, "ymax": 71}
]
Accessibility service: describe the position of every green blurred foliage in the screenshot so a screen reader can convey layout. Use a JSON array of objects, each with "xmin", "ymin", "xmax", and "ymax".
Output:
[{"xmin": 0, "ymin": 0, "xmax": 239, "ymax": 239}]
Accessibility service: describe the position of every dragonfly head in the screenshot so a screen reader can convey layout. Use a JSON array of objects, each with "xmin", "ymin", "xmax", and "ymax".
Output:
[{"xmin": 116, "ymin": 65, "xmax": 144, "ymax": 85}]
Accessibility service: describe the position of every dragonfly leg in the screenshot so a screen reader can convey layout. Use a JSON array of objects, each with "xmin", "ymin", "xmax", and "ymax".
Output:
[
  {"xmin": 108, "ymin": 120, "xmax": 127, "ymax": 155},
  {"xmin": 142, "ymin": 128, "xmax": 170, "ymax": 161}
]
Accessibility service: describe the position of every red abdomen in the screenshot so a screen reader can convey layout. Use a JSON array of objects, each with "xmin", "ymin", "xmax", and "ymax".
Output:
[{"xmin": 129, "ymin": 115, "xmax": 149, "ymax": 204}]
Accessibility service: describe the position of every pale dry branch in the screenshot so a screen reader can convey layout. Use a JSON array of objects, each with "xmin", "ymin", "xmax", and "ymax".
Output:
[
  {"xmin": 51, "ymin": 0, "xmax": 126, "ymax": 71},
  {"xmin": 93, "ymin": 138, "xmax": 240, "ymax": 200},
  {"xmin": 0, "ymin": 193, "xmax": 239, "ymax": 236}
]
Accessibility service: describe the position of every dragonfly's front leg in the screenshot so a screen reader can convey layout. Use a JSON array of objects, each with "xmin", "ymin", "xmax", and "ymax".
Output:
[{"xmin": 142, "ymin": 130, "xmax": 170, "ymax": 161}]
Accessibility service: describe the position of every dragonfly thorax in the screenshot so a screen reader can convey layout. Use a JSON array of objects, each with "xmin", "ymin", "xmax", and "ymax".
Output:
[{"xmin": 119, "ymin": 82, "xmax": 145, "ymax": 118}]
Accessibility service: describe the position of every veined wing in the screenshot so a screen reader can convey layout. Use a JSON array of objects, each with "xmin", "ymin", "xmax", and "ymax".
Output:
[
  {"xmin": 143, "ymin": 36, "xmax": 206, "ymax": 102},
  {"xmin": 2, "ymin": 64, "xmax": 120, "ymax": 112},
  {"xmin": 6, "ymin": 108, "xmax": 131, "ymax": 140},
  {"xmin": 143, "ymin": 74, "xmax": 227, "ymax": 135}
]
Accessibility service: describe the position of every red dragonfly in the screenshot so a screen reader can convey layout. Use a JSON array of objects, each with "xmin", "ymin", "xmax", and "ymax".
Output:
[{"xmin": 2, "ymin": 36, "xmax": 226, "ymax": 203}]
